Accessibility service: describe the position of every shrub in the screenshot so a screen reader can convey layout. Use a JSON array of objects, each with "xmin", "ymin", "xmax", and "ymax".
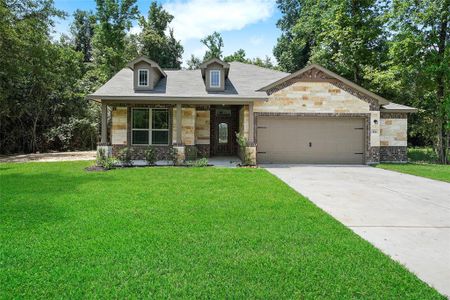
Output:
[
  {"xmin": 192, "ymin": 157, "xmax": 208, "ymax": 167},
  {"xmin": 144, "ymin": 146, "xmax": 157, "ymax": 165},
  {"xmin": 167, "ymin": 147, "xmax": 178, "ymax": 165},
  {"xmin": 117, "ymin": 147, "xmax": 133, "ymax": 166},
  {"xmin": 96, "ymin": 148, "xmax": 116, "ymax": 170},
  {"xmin": 236, "ymin": 131, "xmax": 252, "ymax": 165},
  {"xmin": 185, "ymin": 146, "xmax": 198, "ymax": 160}
]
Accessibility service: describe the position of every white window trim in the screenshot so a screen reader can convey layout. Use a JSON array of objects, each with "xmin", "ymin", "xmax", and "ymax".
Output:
[
  {"xmin": 210, "ymin": 69, "xmax": 220, "ymax": 88},
  {"xmin": 137, "ymin": 69, "xmax": 150, "ymax": 87},
  {"xmin": 131, "ymin": 108, "xmax": 169, "ymax": 146}
]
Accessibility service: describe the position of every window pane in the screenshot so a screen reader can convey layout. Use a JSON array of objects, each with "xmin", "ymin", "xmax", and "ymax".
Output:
[
  {"xmin": 132, "ymin": 130, "xmax": 149, "ymax": 144},
  {"xmin": 152, "ymin": 131, "xmax": 168, "ymax": 144},
  {"xmin": 152, "ymin": 109, "xmax": 168, "ymax": 129},
  {"xmin": 132, "ymin": 109, "xmax": 149, "ymax": 129},
  {"xmin": 139, "ymin": 70, "xmax": 148, "ymax": 86},
  {"xmin": 218, "ymin": 123, "xmax": 228, "ymax": 144},
  {"xmin": 211, "ymin": 70, "xmax": 220, "ymax": 87}
]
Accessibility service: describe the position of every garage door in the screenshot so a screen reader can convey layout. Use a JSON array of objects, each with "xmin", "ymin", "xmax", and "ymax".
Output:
[{"xmin": 257, "ymin": 117, "xmax": 365, "ymax": 164}]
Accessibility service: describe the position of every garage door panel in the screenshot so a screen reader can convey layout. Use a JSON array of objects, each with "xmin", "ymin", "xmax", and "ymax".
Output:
[{"xmin": 257, "ymin": 117, "xmax": 364, "ymax": 164}]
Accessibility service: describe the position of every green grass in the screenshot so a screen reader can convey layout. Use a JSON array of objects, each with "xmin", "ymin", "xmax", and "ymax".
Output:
[
  {"xmin": 376, "ymin": 163, "xmax": 450, "ymax": 182},
  {"xmin": 0, "ymin": 161, "xmax": 443, "ymax": 299},
  {"xmin": 375, "ymin": 147, "xmax": 450, "ymax": 182}
]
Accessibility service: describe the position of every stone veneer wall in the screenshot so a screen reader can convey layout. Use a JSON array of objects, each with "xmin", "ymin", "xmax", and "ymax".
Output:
[
  {"xmin": 254, "ymin": 81, "xmax": 381, "ymax": 163},
  {"xmin": 379, "ymin": 112, "xmax": 408, "ymax": 162},
  {"xmin": 111, "ymin": 107, "xmax": 127, "ymax": 145},
  {"xmin": 238, "ymin": 106, "xmax": 249, "ymax": 139},
  {"xmin": 195, "ymin": 109, "xmax": 210, "ymax": 157}
]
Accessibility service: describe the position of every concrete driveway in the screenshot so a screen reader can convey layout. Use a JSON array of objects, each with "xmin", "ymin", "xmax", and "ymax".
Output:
[{"xmin": 263, "ymin": 165, "xmax": 450, "ymax": 297}]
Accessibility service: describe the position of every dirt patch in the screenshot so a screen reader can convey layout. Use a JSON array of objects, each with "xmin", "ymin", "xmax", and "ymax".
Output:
[{"xmin": 0, "ymin": 151, "xmax": 96, "ymax": 163}]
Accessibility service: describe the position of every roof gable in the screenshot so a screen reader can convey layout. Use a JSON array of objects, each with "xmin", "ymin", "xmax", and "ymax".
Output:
[
  {"xmin": 127, "ymin": 56, "xmax": 166, "ymax": 77},
  {"xmin": 258, "ymin": 64, "xmax": 389, "ymax": 106}
]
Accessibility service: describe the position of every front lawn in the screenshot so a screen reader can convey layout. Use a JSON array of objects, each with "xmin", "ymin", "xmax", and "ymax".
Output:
[
  {"xmin": 376, "ymin": 163, "xmax": 450, "ymax": 183},
  {"xmin": 0, "ymin": 162, "xmax": 443, "ymax": 298}
]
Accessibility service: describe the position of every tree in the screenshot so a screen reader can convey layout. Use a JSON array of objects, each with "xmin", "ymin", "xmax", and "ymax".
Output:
[
  {"xmin": 70, "ymin": 9, "xmax": 96, "ymax": 62},
  {"xmin": 138, "ymin": 1, "xmax": 183, "ymax": 68},
  {"xmin": 224, "ymin": 49, "xmax": 247, "ymax": 63},
  {"xmin": 201, "ymin": 31, "xmax": 224, "ymax": 60},
  {"xmin": 273, "ymin": 0, "xmax": 388, "ymax": 84},
  {"xmin": 186, "ymin": 54, "xmax": 201, "ymax": 70},
  {"xmin": 92, "ymin": 0, "xmax": 138, "ymax": 78},
  {"xmin": 380, "ymin": 0, "xmax": 449, "ymax": 163},
  {"xmin": 0, "ymin": 0, "xmax": 99, "ymax": 154}
]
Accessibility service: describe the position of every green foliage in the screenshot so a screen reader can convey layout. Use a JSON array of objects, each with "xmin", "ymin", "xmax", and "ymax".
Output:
[
  {"xmin": 137, "ymin": 1, "xmax": 183, "ymax": 68},
  {"xmin": 201, "ymin": 31, "xmax": 224, "ymax": 61},
  {"xmin": 186, "ymin": 54, "xmax": 202, "ymax": 70},
  {"xmin": 116, "ymin": 147, "xmax": 133, "ymax": 166},
  {"xmin": 144, "ymin": 146, "xmax": 157, "ymax": 165},
  {"xmin": 186, "ymin": 157, "xmax": 209, "ymax": 167},
  {"xmin": 96, "ymin": 148, "xmax": 116, "ymax": 169},
  {"xmin": 224, "ymin": 49, "xmax": 247, "ymax": 63},
  {"xmin": 236, "ymin": 131, "xmax": 252, "ymax": 166},
  {"xmin": 92, "ymin": 0, "xmax": 139, "ymax": 78},
  {"xmin": 45, "ymin": 117, "xmax": 97, "ymax": 151},
  {"xmin": 0, "ymin": 161, "xmax": 443, "ymax": 298},
  {"xmin": 167, "ymin": 147, "xmax": 178, "ymax": 165},
  {"xmin": 70, "ymin": 9, "xmax": 96, "ymax": 62},
  {"xmin": 274, "ymin": 0, "xmax": 449, "ymax": 164},
  {"xmin": 185, "ymin": 146, "xmax": 198, "ymax": 160},
  {"xmin": 224, "ymin": 49, "xmax": 278, "ymax": 69},
  {"xmin": 0, "ymin": 0, "xmax": 97, "ymax": 154}
]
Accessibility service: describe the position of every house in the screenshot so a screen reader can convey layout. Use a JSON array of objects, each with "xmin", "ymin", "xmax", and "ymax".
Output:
[{"xmin": 88, "ymin": 56, "xmax": 416, "ymax": 164}]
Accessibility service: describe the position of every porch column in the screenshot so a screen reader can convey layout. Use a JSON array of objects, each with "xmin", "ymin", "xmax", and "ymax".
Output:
[
  {"xmin": 176, "ymin": 103, "xmax": 182, "ymax": 145},
  {"xmin": 101, "ymin": 102, "xmax": 108, "ymax": 144},
  {"xmin": 248, "ymin": 103, "xmax": 254, "ymax": 144}
]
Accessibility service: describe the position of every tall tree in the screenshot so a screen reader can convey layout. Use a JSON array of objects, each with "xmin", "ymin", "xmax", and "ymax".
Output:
[
  {"xmin": 92, "ymin": 0, "xmax": 138, "ymax": 78},
  {"xmin": 273, "ymin": 0, "xmax": 322, "ymax": 72},
  {"xmin": 380, "ymin": 0, "xmax": 449, "ymax": 163},
  {"xmin": 138, "ymin": 1, "xmax": 183, "ymax": 68},
  {"xmin": 70, "ymin": 9, "xmax": 96, "ymax": 62},
  {"xmin": 201, "ymin": 31, "xmax": 224, "ymax": 60},
  {"xmin": 274, "ymin": 0, "xmax": 388, "ymax": 85}
]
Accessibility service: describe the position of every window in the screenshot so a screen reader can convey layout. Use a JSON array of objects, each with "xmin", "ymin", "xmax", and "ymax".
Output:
[
  {"xmin": 218, "ymin": 123, "xmax": 228, "ymax": 144},
  {"xmin": 132, "ymin": 108, "xmax": 169, "ymax": 145},
  {"xmin": 210, "ymin": 70, "xmax": 220, "ymax": 87},
  {"xmin": 138, "ymin": 69, "xmax": 149, "ymax": 87}
]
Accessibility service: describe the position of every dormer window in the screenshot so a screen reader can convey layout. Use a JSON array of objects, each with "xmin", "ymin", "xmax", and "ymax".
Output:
[
  {"xmin": 138, "ymin": 69, "xmax": 149, "ymax": 87},
  {"xmin": 210, "ymin": 70, "xmax": 220, "ymax": 88}
]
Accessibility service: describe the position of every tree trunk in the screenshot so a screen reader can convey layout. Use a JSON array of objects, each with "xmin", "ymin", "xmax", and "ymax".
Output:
[{"xmin": 435, "ymin": 0, "xmax": 449, "ymax": 164}]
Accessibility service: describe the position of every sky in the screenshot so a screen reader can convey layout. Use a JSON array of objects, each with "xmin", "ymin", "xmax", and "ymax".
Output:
[{"xmin": 53, "ymin": 0, "xmax": 282, "ymax": 65}]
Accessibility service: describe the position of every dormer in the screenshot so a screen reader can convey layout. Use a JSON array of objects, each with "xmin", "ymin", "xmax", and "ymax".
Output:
[
  {"xmin": 200, "ymin": 58, "xmax": 230, "ymax": 92},
  {"xmin": 128, "ymin": 56, "xmax": 166, "ymax": 91}
]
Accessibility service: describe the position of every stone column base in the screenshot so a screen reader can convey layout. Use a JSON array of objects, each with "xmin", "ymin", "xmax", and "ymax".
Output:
[
  {"xmin": 97, "ymin": 145, "xmax": 112, "ymax": 158},
  {"xmin": 173, "ymin": 146, "xmax": 185, "ymax": 165},
  {"xmin": 244, "ymin": 146, "xmax": 257, "ymax": 166}
]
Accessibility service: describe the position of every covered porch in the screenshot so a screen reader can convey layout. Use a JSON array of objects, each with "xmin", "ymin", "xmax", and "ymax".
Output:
[{"xmin": 98, "ymin": 101, "xmax": 256, "ymax": 164}]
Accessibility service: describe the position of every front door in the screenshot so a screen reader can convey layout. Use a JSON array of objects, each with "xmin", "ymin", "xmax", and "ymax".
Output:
[{"xmin": 211, "ymin": 106, "xmax": 238, "ymax": 156}]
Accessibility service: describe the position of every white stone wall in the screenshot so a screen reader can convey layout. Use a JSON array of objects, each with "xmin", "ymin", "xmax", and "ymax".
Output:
[
  {"xmin": 239, "ymin": 106, "xmax": 249, "ymax": 139},
  {"xmin": 111, "ymin": 107, "xmax": 127, "ymax": 145},
  {"xmin": 380, "ymin": 118, "xmax": 407, "ymax": 146},
  {"xmin": 195, "ymin": 110, "xmax": 210, "ymax": 144}
]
